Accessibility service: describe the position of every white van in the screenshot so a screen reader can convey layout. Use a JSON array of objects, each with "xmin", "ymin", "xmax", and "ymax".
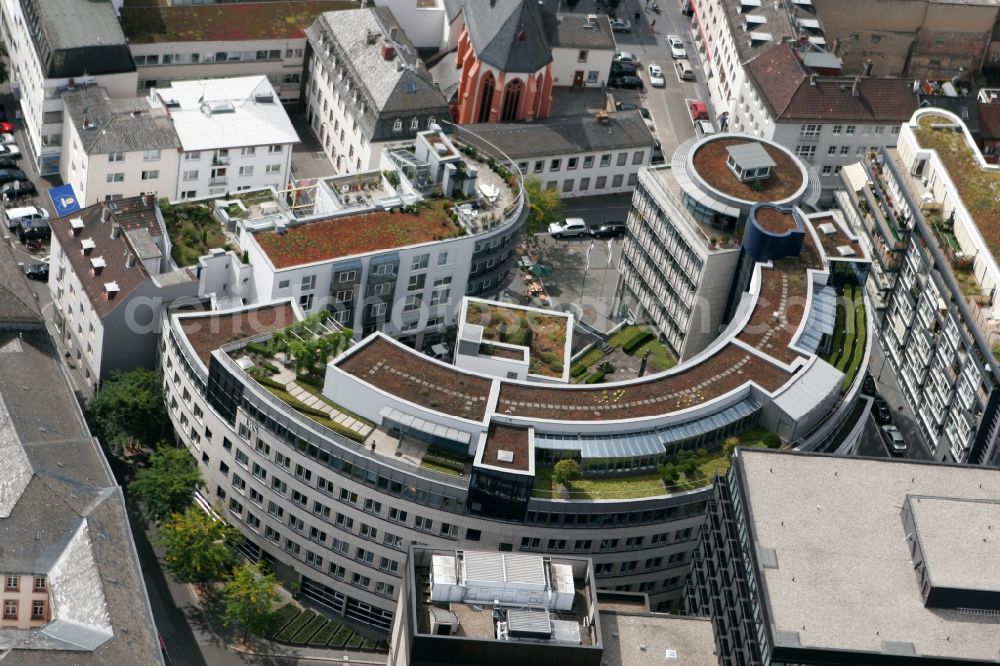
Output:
[
  {"xmin": 674, "ymin": 59, "xmax": 695, "ymax": 81},
  {"xmin": 5, "ymin": 206, "xmax": 49, "ymax": 230}
]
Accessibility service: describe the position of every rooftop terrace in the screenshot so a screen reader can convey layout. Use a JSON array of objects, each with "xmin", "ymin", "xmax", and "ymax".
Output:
[
  {"xmin": 465, "ymin": 300, "xmax": 570, "ymax": 379},
  {"xmin": 180, "ymin": 303, "xmax": 296, "ymax": 367},
  {"xmin": 913, "ymin": 113, "xmax": 1000, "ymax": 261},
  {"xmin": 255, "ymin": 198, "xmax": 462, "ymax": 268},
  {"xmin": 692, "ymin": 137, "xmax": 804, "ymax": 203},
  {"xmin": 122, "ymin": 0, "xmax": 353, "ymax": 43}
]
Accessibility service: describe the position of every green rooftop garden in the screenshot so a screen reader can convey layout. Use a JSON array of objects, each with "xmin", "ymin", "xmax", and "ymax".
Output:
[
  {"xmin": 823, "ymin": 283, "xmax": 867, "ymax": 392},
  {"xmin": 532, "ymin": 428, "xmax": 776, "ymax": 499},
  {"xmin": 914, "ymin": 114, "xmax": 1000, "ymax": 261},
  {"xmin": 466, "ymin": 301, "xmax": 569, "ymax": 378},
  {"xmin": 569, "ymin": 325, "xmax": 677, "ymax": 383},
  {"xmin": 267, "ymin": 602, "xmax": 386, "ymax": 651},
  {"xmin": 159, "ymin": 199, "xmax": 230, "ymax": 267}
]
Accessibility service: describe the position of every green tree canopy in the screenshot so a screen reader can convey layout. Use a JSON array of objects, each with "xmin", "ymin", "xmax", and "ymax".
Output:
[
  {"xmin": 128, "ymin": 447, "xmax": 202, "ymax": 525},
  {"xmin": 523, "ymin": 178, "xmax": 563, "ymax": 237},
  {"xmin": 553, "ymin": 458, "xmax": 582, "ymax": 487},
  {"xmin": 86, "ymin": 369, "xmax": 168, "ymax": 453},
  {"xmin": 224, "ymin": 561, "xmax": 280, "ymax": 642},
  {"xmin": 156, "ymin": 506, "xmax": 237, "ymax": 584}
]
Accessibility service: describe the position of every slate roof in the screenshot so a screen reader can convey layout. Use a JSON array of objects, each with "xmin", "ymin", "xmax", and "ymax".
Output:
[
  {"xmin": 23, "ymin": 0, "xmax": 135, "ymax": 77},
  {"xmin": 747, "ymin": 44, "xmax": 918, "ymax": 123},
  {"xmin": 48, "ymin": 196, "xmax": 164, "ymax": 319},
  {"xmin": 308, "ymin": 8, "xmax": 449, "ymax": 138},
  {"xmin": 459, "ymin": 0, "xmax": 552, "ymax": 72},
  {"xmin": 0, "ymin": 322, "xmax": 162, "ymax": 664},
  {"xmin": 460, "ymin": 111, "xmax": 656, "ymax": 160},
  {"xmin": 63, "ymin": 87, "xmax": 180, "ymax": 156},
  {"xmin": 0, "ymin": 243, "xmax": 42, "ymax": 326},
  {"xmin": 543, "ymin": 12, "xmax": 615, "ymax": 50}
]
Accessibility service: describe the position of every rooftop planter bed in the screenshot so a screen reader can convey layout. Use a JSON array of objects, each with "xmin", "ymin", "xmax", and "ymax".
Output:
[
  {"xmin": 569, "ymin": 326, "xmax": 677, "ymax": 383},
  {"xmin": 466, "ymin": 301, "xmax": 568, "ymax": 378},
  {"xmin": 914, "ymin": 114, "xmax": 1000, "ymax": 260},
  {"xmin": 692, "ymin": 138, "xmax": 803, "ymax": 203},
  {"xmin": 256, "ymin": 198, "xmax": 462, "ymax": 268},
  {"xmin": 159, "ymin": 199, "xmax": 230, "ymax": 267},
  {"xmin": 822, "ymin": 283, "xmax": 867, "ymax": 392}
]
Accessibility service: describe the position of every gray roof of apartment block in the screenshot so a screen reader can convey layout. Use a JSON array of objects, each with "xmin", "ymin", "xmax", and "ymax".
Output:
[
  {"xmin": 63, "ymin": 87, "xmax": 180, "ymax": 155},
  {"xmin": 24, "ymin": 0, "xmax": 134, "ymax": 77},
  {"xmin": 460, "ymin": 111, "xmax": 656, "ymax": 160}
]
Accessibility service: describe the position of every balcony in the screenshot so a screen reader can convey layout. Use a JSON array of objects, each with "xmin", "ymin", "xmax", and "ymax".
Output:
[
  {"xmin": 213, "ymin": 155, "xmax": 230, "ymax": 166},
  {"xmin": 209, "ymin": 176, "xmax": 228, "ymax": 186}
]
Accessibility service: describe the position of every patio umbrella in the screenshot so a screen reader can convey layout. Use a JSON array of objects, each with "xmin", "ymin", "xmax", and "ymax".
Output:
[{"xmin": 531, "ymin": 263, "xmax": 554, "ymax": 277}]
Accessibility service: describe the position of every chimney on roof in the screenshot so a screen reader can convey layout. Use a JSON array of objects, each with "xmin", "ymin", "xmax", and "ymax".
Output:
[
  {"xmin": 381, "ymin": 44, "xmax": 396, "ymax": 61},
  {"xmin": 389, "ymin": 26, "xmax": 398, "ymax": 41},
  {"xmin": 809, "ymin": 73, "xmax": 817, "ymax": 86},
  {"xmin": 70, "ymin": 217, "xmax": 84, "ymax": 236},
  {"xmin": 91, "ymin": 256, "xmax": 106, "ymax": 276},
  {"xmin": 105, "ymin": 281, "xmax": 119, "ymax": 299},
  {"xmin": 144, "ymin": 193, "xmax": 154, "ymax": 207},
  {"xmin": 366, "ymin": 30, "xmax": 378, "ymax": 45},
  {"xmin": 81, "ymin": 238, "xmax": 95, "ymax": 256},
  {"xmin": 111, "ymin": 222, "xmax": 121, "ymax": 239},
  {"xmin": 126, "ymin": 254, "xmax": 135, "ymax": 269},
  {"xmin": 863, "ymin": 59, "xmax": 873, "ymax": 76},
  {"xmin": 101, "ymin": 207, "xmax": 112, "ymax": 223},
  {"xmin": 852, "ymin": 76, "xmax": 861, "ymax": 97}
]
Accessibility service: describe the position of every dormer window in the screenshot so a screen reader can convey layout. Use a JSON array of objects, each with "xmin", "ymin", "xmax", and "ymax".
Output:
[{"xmin": 393, "ymin": 119, "xmax": 403, "ymax": 132}]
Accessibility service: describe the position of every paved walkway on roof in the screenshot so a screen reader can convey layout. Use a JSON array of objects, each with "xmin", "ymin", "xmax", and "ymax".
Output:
[{"xmin": 272, "ymin": 366, "xmax": 374, "ymax": 439}]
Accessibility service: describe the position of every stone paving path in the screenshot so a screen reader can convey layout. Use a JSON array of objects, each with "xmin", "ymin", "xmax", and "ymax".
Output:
[{"xmin": 273, "ymin": 365, "xmax": 374, "ymax": 439}]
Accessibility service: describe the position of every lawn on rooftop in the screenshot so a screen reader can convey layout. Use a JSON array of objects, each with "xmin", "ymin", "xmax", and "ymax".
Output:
[{"xmin": 256, "ymin": 198, "xmax": 462, "ymax": 268}]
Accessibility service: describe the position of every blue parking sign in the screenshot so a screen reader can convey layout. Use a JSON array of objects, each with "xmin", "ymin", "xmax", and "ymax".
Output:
[{"xmin": 48, "ymin": 184, "xmax": 81, "ymax": 217}]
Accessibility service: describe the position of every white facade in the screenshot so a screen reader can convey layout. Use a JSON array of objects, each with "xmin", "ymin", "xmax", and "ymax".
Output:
[
  {"xmin": 0, "ymin": 0, "xmax": 137, "ymax": 175},
  {"xmin": 131, "ymin": 41, "xmax": 306, "ymax": 103},
  {"xmin": 62, "ymin": 125, "xmax": 181, "ymax": 206},
  {"xmin": 550, "ymin": 46, "xmax": 613, "ymax": 89},
  {"xmin": 688, "ymin": 0, "xmax": 751, "ymax": 116},
  {"xmin": 515, "ymin": 146, "xmax": 652, "ymax": 198},
  {"xmin": 373, "ymin": 0, "xmax": 447, "ymax": 49},
  {"xmin": 153, "ymin": 77, "xmax": 299, "ymax": 199}
]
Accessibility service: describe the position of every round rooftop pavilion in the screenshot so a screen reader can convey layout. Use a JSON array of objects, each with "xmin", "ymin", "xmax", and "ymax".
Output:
[{"xmin": 672, "ymin": 134, "xmax": 819, "ymax": 235}]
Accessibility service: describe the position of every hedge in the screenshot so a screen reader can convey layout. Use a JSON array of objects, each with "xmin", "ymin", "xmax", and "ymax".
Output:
[
  {"xmin": 257, "ymin": 358, "xmax": 280, "ymax": 374},
  {"xmin": 268, "ymin": 604, "xmax": 301, "ymax": 638},
  {"xmin": 246, "ymin": 341, "xmax": 272, "ymax": 356},
  {"xmin": 309, "ymin": 620, "xmax": 341, "ymax": 647},
  {"xmin": 622, "ymin": 330, "xmax": 654, "ymax": 354},
  {"xmin": 291, "ymin": 614, "xmax": 327, "ymax": 644},
  {"xmin": 328, "ymin": 625, "xmax": 353, "ymax": 647},
  {"xmin": 570, "ymin": 361, "xmax": 590, "ymax": 378},
  {"xmin": 254, "ymin": 374, "xmax": 288, "ymax": 391},
  {"xmin": 275, "ymin": 609, "xmax": 315, "ymax": 642},
  {"xmin": 583, "ymin": 371, "xmax": 606, "ymax": 384},
  {"xmin": 422, "ymin": 452, "xmax": 465, "ymax": 473},
  {"xmin": 346, "ymin": 634, "xmax": 365, "ymax": 649}
]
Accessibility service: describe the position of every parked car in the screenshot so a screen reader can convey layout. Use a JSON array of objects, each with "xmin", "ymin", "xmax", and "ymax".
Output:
[
  {"xmin": 614, "ymin": 51, "xmax": 639, "ymax": 65},
  {"xmin": 873, "ymin": 398, "xmax": 892, "ymax": 425},
  {"xmin": 675, "ymin": 59, "xmax": 695, "ymax": 81},
  {"xmin": 647, "ymin": 64, "xmax": 665, "ymax": 88},
  {"xmin": 548, "ymin": 218, "xmax": 588, "ymax": 238},
  {"xmin": 610, "ymin": 18, "xmax": 631, "ymax": 32},
  {"xmin": 694, "ymin": 119, "xmax": 716, "ymax": 137},
  {"xmin": 0, "ymin": 157, "xmax": 18, "ymax": 170},
  {"xmin": 0, "ymin": 144, "xmax": 21, "ymax": 159},
  {"xmin": 881, "ymin": 425, "xmax": 907, "ymax": 456},
  {"xmin": 611, "ymin": 61, "xmax": 639, "ymax": 76},
  {"xmin": 610, "ymin": 76, "xmax": 645, "ymax": 91},
  {"xmin": 5, "ymin": 205, "xmax": 48, "ymax": 229},
  {"xmin": 861, "ymin": 372, "xmax": 876, "ymax": 396},
  {"xmin": 650, "ymin": 145, "xmax": 666, "ymax": 165},
  {"xmin": 0, "ymin": 169, "xmax": 28, "ymax": 185},
  {"xmin": 0, "ymin": 122, "xmax": 12, "ymax": 134},
  {"xmin": 24, "ymin": 262, "xmax": 48, "ymax": 281},
  {"xmin": 688, "ymin": 99, "xmax": 709, "ymax": 121},
  {"xmin": 667, "ymin": 35, "xmax": 686, "ymax": 59},
  {"xmin": 0, "ymin": 133, "xmax": 16, "ymax": 145},
  {"xmin": 1, "ymin": 180, "xmax": 36, "ymax": 198},
  {"xmin": 590, "ymin": 221, "xmax": 627, "ymax": 238}
]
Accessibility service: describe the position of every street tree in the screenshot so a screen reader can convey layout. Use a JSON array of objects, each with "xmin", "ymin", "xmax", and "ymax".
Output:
[
  {"xmin": 157, "ymin": 506, "xmax": 237, "ymax": 585},
  {"xmin": 86, "ymin": 369, "xmax": 168, "ymax": 454},
  {"xmin": 128, "ymin": 447, "xmax": 202, "ymax": 525},
  {"xmin": 224, "ymin": 561, "xmax": 280, "ymax": 643},
  {"xmin": 524, "ymin": 178, "xmax": 563, "ymax": 238}
]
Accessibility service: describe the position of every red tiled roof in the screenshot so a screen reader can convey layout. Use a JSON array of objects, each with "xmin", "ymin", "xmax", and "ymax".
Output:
[
  {"xmin": 50, "ymin": 197, "xmax": 163, "ymax": 319},
  {"xmin": 748, "ymin": 44, "xmax": 918, "ymax": 123}
]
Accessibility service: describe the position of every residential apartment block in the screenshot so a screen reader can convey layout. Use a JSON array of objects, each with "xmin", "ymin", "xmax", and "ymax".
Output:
[
  {"xmin": 120, "ymin": 0, "xmax": 346, "ymax": 103},
  {"xmin": 305, "ymin": 7, "xmax": 451, "ymax": 174},
  {"xmin": 733, "ymin": 43, "xmax": 918, "ymax": 197},
  {"xmin": 835, "ymin": 107, "xmax": 1000, "ymax": 465},
  {"xmin": 0, "ymin": 0, "xmax": 136, "ymax": 174},
  {"xmin": 390, "ymin": 546, "xmax": 718, "ymax": 666},
  {"xmin": 48, "ymin": 195, "xmax": 198, "ymax": 389},
  {"xmin": 688, "ymin": 448, "xmax": 1000, "ymax": 665},
  {"xmin": 59, "ymin": 76, "xmax": 298, "ymax": 205},
  {"xmin": 0, "ymin": 243, "xmax": 163, "ymax": 664},
  {"xmin": 814, "ymin": 0, "xmax": 999, "ymax": 80},
  {"xmin": 461, "ymin": 111, "xmax": 656, "ymax": 199}
]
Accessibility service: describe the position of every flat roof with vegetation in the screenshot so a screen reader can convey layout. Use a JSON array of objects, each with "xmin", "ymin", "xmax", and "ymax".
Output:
[
  {"xmin": 692, "ymin": 137, "xmax": 804, "ymax": 203},
  {"xmin": 465, "ymin": 300, "xmax": 569, "ymax": 378}
]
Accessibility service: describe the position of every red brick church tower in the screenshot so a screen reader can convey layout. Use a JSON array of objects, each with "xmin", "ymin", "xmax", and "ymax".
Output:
[{"xmin": 448, "ymin": 0, "xmax": 554, "ymax": 124}]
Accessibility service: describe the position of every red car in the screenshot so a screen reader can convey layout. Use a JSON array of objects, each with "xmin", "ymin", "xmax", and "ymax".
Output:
[{"xmin": 0, "ymin": 122, "xmax": 13, "ymax": 133}]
